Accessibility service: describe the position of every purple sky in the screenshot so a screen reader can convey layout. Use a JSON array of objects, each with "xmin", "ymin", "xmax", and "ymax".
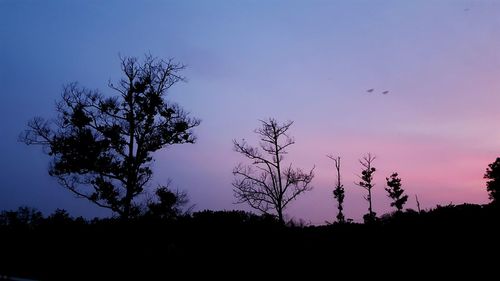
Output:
[{"xmin": 1, "ymin": 0, "xmax": 499, "ymax": 224}]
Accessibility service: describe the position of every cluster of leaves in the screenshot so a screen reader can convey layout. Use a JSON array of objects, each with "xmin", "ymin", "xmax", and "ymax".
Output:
[
  {"xmin": 385, "ymin": 173, "xmax": 409, "ymax": 212},
  {"xmin": 485, "ymin": 157, "xmax": 500, "ymax": 204}
]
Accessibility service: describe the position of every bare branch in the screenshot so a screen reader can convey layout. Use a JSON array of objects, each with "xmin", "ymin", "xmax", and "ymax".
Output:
[{"xmin": 232, "ymin": 118, "xmax": 314, "ymax": 224}]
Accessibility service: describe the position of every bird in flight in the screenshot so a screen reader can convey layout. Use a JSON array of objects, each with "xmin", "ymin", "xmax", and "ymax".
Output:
[
  {"xmin": 366, "ymin": 88, "xmax": 374, "ymax": 93},
  {"xmin": 382, "ymin": 90, "xmax": 389, "ymax": 95}
]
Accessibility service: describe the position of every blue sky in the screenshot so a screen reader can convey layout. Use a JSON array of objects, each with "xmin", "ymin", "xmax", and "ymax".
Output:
[{"xmin": 1, "ymin": 0, "xmax": 500, "ymax": 223}]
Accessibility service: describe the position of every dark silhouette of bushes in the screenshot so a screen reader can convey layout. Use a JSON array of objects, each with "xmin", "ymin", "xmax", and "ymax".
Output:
[
  {"xmin": 1, "ymin": 203, "xmax": 499, "ymax": 278},
  {"xmin": 0, "ymin": 206, "xmax": 43, "ymax": 229}
]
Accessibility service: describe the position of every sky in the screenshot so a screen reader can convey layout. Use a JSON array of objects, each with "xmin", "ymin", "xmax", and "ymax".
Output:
[{"xmin": 1, "ymin": 0, "xmax": 500, "ymax": 224}]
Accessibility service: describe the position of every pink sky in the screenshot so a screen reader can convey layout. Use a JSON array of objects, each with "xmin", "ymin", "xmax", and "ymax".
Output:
[{"xmin": 2, "ymin": 1, "xmax": 500, "ymax": 223}]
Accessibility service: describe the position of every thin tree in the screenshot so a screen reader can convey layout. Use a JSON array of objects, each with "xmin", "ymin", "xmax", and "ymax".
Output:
[
  {"xmin": 327, "ymin": 155, "xmax": 345, "ymax": 223},
  {"xmin": 20, "ymin": 55, "xmax": 201, "ymax": 219},
  {"xmin": 355, "ymin": 153, "xmax": 376, "ymax": 221},
  {"xmin": 385, "ymin": 172, "xmax": 408, "ymax": 212},
  {"xmin": 484, "ymin": 157, "xmax": 500, "ymax": 205},
  {"xmin": 232, "ymin": 118, "xmax": 314, "ymax": 225}
]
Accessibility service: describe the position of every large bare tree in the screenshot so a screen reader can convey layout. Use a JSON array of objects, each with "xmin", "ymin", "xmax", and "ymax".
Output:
[
  {"xmin": 20, "ymin": 55, "xmax": 200, "ymax": 219},
  {"xmin": 232, "ymin": 118, "xmax": 314, "ymax": 225}
]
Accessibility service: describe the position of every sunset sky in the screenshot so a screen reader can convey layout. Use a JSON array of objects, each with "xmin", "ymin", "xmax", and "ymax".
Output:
[{"xmin": 1, "ymin": 0, "xmax": 500, "ymax": 224}]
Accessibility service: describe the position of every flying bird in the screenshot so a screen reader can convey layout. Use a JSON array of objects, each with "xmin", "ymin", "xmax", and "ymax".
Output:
[
  {"xmin": 382, "ymin": 91, "xmax": 389, "ymax": 95},
  {"xmin": 366, "ymin": 88, "xmax": 374, "ymax": 93}
]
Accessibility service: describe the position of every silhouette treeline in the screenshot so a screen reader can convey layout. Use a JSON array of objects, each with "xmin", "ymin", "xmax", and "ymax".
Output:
[{"xmin": 1, "ymin": 203, "xmax": 500, "ymax": 279}]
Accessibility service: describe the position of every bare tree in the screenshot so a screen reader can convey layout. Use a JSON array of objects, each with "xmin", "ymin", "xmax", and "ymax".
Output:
[
  {"xmin": 20, "ymin": 55, "xmax": 200, "ymax": 219},
  {"xmin": 327, "ymin": 155, "xmax": 345, "ymax": 223},
  {"xmin": 355, "ymin": 153, "xmax": 376, "ymax": 222},
  {"xmin": 232, "ymin": 118, "xmax": 314, "ymax": 225}
]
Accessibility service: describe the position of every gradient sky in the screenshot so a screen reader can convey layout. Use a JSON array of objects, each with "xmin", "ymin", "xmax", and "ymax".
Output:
[{"xmin": 1, "ymin": 0, "xmax": 500, "ymax": 224}]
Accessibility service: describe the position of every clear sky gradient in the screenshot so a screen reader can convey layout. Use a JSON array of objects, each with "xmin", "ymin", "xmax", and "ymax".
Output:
[{"xmin": 1, "ymin": 0, "xmax": 499, "ymax": 224}]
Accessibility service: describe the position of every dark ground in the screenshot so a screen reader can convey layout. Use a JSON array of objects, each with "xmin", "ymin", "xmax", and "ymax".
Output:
[{"xmin": 1, "ymin": 204, "xmax": 499, "ymax": 280}]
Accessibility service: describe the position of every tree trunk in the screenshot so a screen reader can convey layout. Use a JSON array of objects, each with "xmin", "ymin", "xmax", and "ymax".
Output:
[
  {"xmin": 368, "ymin": 188, "xmax": 373, "ymax": 216},
  {"xmin": 277, "ymin": 207, "xmax": 284, "ymax": 225},
  {"xmin": 123, "ymin": 89, "xmax": 135, "ymax": 221},
  {"xmin": 122, "ymin": 193, "xmax": 133, "ymax": 219}
]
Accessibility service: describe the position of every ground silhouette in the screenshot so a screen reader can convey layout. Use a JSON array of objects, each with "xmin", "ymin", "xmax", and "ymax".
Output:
[{"xmin": 1, "ymin": 203, "xmax": 499, "ymax": 278}]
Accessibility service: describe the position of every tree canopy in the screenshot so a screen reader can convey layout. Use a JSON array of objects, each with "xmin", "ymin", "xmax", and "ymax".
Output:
[
  {"xmin": 20, "ymin": 55, "xmax": 200, "ymax": 219},
  {"xmin": 484, "ymin": 157, "xmax": 500, "ymax": 205},
  {"xmin": 385, "ymin": 172, "xmax": 408, "ymax": 212}
]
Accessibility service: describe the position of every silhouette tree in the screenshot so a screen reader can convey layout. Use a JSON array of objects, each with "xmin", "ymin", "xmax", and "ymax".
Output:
[
  {"xmin": 0, "ymin": 206, "xmax": 43, "ymax": 228},
  {"xmin": 46, "ymin": 209, "xmax": 76, "ymax": 226},
  {"xmin": 232, "ymin": 118, "xmax": 314, "ymax": 225},
  {"xmin": 20, "ymin": 55, "xmax": 201, "ymax": 219},
  {"xmin": 356, "ymin": 153, "xmax": 377, "ymax": 222},
  {"xmin": 484, "ymin": 157, "xmax": 500, "ymax": 204},
  {"xmin": 415, "ymin": 195, "xmax": 421, "ymax": 213},
  {"xmin": 146, "ymin": 185, "xmax": 191, "ymax": 220},
  {"xmin": 385, "ymin": 172, "xmax": 408, "ymax": 212},
  {"xmin": 48, "ymin": 209, "xmax": 72, "ymax": 221},
  {"xmin": 327, "ymin": 155, "xmax": 345, "ymax": 223}
]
